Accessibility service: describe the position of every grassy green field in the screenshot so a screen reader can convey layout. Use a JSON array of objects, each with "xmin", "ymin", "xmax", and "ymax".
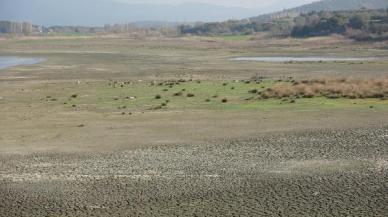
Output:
[
  {"xmin": 31, "ymin": 79, "xmax": 388, "ymax": 114},
  {"xmin": 216, "ymin": 35, "xmax": 253, "ymax": 41}
]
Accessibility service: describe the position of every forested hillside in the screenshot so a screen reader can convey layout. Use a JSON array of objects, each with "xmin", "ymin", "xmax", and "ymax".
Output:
[
  {"xmin": 291, "ymin": 9, "xmax": 388, "ymax": 40},
  {"xmin": 251, "ymin": 0, "xmax": 388, "ymax": 22},
  {"xmin": 179, "ymin": 0, "xmax": 388, "ymax": 40}
]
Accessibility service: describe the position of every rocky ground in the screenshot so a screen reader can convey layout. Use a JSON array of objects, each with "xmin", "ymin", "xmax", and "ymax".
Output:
[{"xmin": 1, "ymin": 127, "xmax": 387, "ymax": 216}]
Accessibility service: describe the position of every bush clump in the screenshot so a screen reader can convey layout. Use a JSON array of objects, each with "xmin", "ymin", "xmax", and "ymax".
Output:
[{"xmin": 259, "ymin": 78, "xmax": 388, "ymax": 100}]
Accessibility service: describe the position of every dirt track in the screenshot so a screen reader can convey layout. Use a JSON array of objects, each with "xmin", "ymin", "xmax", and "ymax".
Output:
[{"xmin": 1, "ymin": 127, "xmax": 387, "ymax": 216}]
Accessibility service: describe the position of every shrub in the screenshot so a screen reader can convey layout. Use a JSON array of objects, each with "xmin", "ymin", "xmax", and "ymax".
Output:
[
  {"xmin": 153, "ymin": 105, "xmax": 163, "ymax": 110},
  {"xmin": 71, "ymin": 94, "xmax": 78, "ymax": 98},
  {"xmin": 174, "ymin": 92, "xmax": 182, "ymax": 96},
  {"xmin": 187, "ymin": 93, "xmax": 195, "ymax": 97},
  {"xmin": 222, "ymin": 98, "xmax": 228, "ymax": 103},
  {"xmin": 155, "ymin": 95, "xmax": 162, "ymax": 99},
  {"xmin": 258, "ymin": 78, "xmax": 388, "ymax": 100}
]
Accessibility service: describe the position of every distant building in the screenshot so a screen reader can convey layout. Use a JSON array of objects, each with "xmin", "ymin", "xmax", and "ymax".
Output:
[
  {"xmin": 104, "ymin": 23, "xmax": 137, "ymax": 33},
  {"xmin": 0, "ymin": 20, "xmax": 33, "ymax": 34},
  {"xmin": 22, "ymin": 22, "xmax": 33, "ymax": 35}
]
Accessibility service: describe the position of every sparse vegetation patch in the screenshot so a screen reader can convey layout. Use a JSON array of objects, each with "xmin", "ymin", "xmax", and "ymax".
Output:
[{"xmin": 259, "ymin": 78, "xmax": 388, "ymax": 100}]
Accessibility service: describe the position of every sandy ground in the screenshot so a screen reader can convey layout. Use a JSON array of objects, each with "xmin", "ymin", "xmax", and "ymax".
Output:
[{"xmin": 1, "ymin": 108, "xmax": 388, "ymax": 154}]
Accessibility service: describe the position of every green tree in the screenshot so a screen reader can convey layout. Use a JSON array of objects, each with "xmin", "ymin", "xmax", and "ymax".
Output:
[{"xmin": 349, "ymin": 14, "xmax": 369, "ymax": 29}]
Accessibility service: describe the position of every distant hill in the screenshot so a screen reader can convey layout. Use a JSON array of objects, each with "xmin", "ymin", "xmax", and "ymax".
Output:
[
  {"xmin": 0, "ymin": 0, "xmax": 259, "ymax": 26},
  {"xmin": 251, "ymin": 0, "xmax": 388, "ymax": 22}
]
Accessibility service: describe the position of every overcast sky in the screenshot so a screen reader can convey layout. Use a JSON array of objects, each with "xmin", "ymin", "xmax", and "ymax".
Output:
[
  {"xmin": 0, "ymin": 0, "xmax": 323, "ymax": 26},
  {"xmin": 114, "ymin": 0, "xmax": 320, "ymax": 9}
]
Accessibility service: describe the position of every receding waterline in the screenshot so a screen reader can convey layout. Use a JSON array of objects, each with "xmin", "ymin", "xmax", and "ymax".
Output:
[
  {"xmin": 231, "ymin": 56, "xmax": 380, "ymax": 62},
  {"xmin": 0, "ymin": 56, "xmax": 46, "ymax": 70}
]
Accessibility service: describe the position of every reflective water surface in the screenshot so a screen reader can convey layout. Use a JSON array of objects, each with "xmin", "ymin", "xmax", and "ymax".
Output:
[{"xmin": 0, "ymin": 56, "xmax": 45, "ymax": 70}]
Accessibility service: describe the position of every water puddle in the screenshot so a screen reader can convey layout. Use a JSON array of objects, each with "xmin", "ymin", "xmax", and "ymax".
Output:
[{"xmin": 0, "ymin": 56, "xmax": 46, "ymax": 70}]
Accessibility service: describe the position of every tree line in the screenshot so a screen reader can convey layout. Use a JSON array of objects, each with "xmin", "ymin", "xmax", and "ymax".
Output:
[{"xmin": 178, "ymin": 9, "xmax": 388, "ymax": 41}]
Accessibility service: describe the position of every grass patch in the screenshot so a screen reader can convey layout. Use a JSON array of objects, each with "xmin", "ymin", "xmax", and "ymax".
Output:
[
  {"xmin": 33, "ymin": 79, "xmax": 388, "ymax": 113},
  {"xmin": 216, "ymin": 35, "xmax": 252, "ymax": 41}
]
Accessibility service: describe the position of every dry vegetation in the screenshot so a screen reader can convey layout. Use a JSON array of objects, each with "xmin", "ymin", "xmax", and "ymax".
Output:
[{"xmin": 259, "ymin": 78, "xmax": 388, "ymax": 100}]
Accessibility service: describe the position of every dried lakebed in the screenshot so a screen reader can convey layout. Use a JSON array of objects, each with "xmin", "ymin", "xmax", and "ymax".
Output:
[
  {"xmin": 231, "ymin": 56, "xmax": 382, "ymax": 62},
  {"xmin": 0, "ymin": 56, "xmax": 45, "ymax": 70},
  {"xmin": 1, "ymin": 127, "xmax": 387, "ymax": 216}
]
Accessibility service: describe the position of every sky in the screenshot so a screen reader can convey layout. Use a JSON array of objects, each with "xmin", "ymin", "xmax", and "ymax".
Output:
[
  {"xmin": 0, "ymin": 0, "xmax": 323, "ymax": 26},
  {"xmin": 114, "ymin": 0, "xmax": 320, "ymax": 9}
]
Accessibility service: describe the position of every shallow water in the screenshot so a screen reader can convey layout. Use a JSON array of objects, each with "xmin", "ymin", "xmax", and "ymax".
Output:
[
  {"xmin": 0, "ymin": 56, "xmax": 45, "ymax": 70},
  {"xmin": 231, "ymin": 56, "xmax": 379, "ymax": 62}
]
